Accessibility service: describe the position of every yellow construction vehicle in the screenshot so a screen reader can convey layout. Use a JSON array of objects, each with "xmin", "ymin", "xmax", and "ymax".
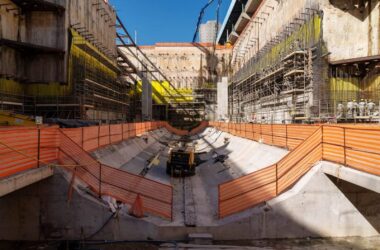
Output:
[
  {"xmin": 0, "ymin": 111, "xmax": 37, "ymax": 126},
  {"xmin": 166, "ymin": 142, "xmax": 196, "ymax": 177}
]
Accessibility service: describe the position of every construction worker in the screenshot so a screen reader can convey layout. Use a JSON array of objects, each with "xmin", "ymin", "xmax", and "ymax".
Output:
[
  {"xmin": 337, "ymin": 102, "xmax": 344, "ymax": 119},
  {"xmin": 358, "ymin": 99, "xmax": 366, "ymax": 117},
  {"xmin": 367, "ymin": 99, "xmax": 376, "ymax": 116},
  {"xmin": 353, "ymin": 99, "xmax": 358, "ymax": 117},
  {"xmin": 347, "ymin": 100, "xmax": 354, "ymax": 118}
]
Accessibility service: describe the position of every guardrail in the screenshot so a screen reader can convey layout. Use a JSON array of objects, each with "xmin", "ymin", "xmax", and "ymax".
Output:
[{"xmin": 210, "ymin": 122, "xmax": 380, "ymax": 218}]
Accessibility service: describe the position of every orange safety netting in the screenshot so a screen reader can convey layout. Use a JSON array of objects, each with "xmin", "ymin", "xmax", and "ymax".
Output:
[
  {"xmin": 0, "ymin": 121, "xmax": 172, "ymax": 220},
  {"xmin": 210, "ymin": 122, "xmax": 380, "ymax": 218}
]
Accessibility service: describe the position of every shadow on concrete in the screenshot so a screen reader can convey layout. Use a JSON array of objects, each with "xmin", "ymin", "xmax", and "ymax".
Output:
[
  {"xmin": 327, "ymin": 174, "xmax": 380, "ymax": 232},
  {"xmin": 329, "ymin": 0, "xmax": 377, "ymax": 21}
]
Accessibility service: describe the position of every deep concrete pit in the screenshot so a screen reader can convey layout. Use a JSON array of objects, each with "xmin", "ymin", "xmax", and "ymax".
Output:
[{"xmin": 0, "ymin": 127, "xmax": 380, "ymax": 247}]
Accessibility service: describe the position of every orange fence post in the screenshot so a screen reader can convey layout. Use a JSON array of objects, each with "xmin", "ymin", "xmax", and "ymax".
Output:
[
  {"xmin": 275, "ymin": 163, "xmax": 278, "ymax": 195},
  {"xmin": 343, "ymin": 127, "xmax": 346, "ymax": 166},
  {"xmin": 109, "ymin": 124, "xmax": 111, "ymax": 145},
  {"xmin": 121, "ymin": 123, "xmax": 124, "ymax": 141},
  {"xmin": 99, "ymin": 164, "xmax": 102, "ymax": 198},
  {"xmin": 285, "ymin": 125, "xmax": 288, "ymax": 149},
  {"xmin": 37, "ymin": 127, "xmax": 41, "ymax": 168},
  {"xmin": 97, "ymin": 125, "xmax": 100, "ymax": 148},
  {"xmin": 81, "ymin": 127, "xmax": 84, "ymax": 148}
]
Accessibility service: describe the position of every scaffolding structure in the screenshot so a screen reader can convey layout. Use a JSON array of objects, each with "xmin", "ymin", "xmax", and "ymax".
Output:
[
  {"xmin": 115, "ymin": 16, "xmax": 205, "ymax": 127},
  {"xmin": 0, "ymin": 0, "xmax": 130, "ymax": 122},
  {"xmin": 228, "ymin": 3, "xmax": 324, "ymax": 123},
  {"xmin": 32, "ymin": 29, "xmax": 129, "ymax": 121}
]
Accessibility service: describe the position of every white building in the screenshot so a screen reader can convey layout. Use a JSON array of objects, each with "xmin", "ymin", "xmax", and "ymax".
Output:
[{"xmin": 199, "ymin": 20, "xmax": 221, "ymax": 43}]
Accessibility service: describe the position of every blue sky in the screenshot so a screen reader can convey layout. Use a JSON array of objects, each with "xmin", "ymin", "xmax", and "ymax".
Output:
[{"xmin": 110, "ymin": 0, "xmax": 230, "ymax": 45}]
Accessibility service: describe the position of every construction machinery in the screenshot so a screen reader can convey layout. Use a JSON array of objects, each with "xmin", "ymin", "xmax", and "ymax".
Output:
[{"xmin": 166, "ymin": 140, "xmax": 197, "ymax": 177}]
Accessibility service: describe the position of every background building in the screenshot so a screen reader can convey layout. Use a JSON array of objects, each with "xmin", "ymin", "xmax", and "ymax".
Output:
[
  {"xmin": 199, "ymin": 20, "xmax": 221, "ymax": 43},
  {"xmin": 121, "ymin": 42, "xmax": 231, "ymax": 122}
]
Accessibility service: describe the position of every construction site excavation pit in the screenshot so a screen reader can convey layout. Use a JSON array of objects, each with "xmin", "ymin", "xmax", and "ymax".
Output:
[
  {"xmin": 2, "ymin": 123, "xmax": 380, "ymax": 249},
  {"xmin": 91, "ymin": 127, "xmax": 288, "ymax": 227}
]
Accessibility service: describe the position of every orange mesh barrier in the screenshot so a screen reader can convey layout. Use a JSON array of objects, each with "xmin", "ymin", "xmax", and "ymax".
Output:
[
  {"xmin": 322, "ymin": 126, "xmax": 380, "ymax": 176},
  {"xmin": 0, "ymin": 127, "xmax": 59, "ymax": 178},
  {"xmin": 209, "ymin": 122, "xmax": 319, "ymax": 151},
  {"xmin": 60, "ymin": 122, "xmax": 164, "ymax": 153},
  {"xmin": 210, "ymin": 122, "xmax": 324, "ymax": 218},
  {"xmin": 212, "ymin": 121, "xmax": 380, "ymax": 218},
  {"xmin": 219, "ymin": 165, "xmax": 277, "ymax": 217},
  {"xmin": 83, "ymin": 126, "xmax": 99, "ymax": 151},
  {"xmin": 58, "ymin": 129, "xmax": 173, "ymax": 219},
  {"xmin": 277, "ymin": 128, "xmax": 322, "ymax": 193},
  {"xmin": 217, "ymin": 126, "xmax": 323, "ymax": 218},
  {"xmin": 0, "ymin": 122, "xmax": 172, "ymax": 219}
]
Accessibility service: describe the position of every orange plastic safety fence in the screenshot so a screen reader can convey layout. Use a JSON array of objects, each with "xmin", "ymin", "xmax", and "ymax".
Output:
[
  {"xmin": 322, "ymin": 126, "xmax": 380, "ymax": 176},
  {"xmin": 58, "ymin": 129, "xmax": 173, "ymax": 220},
  {"xmin": 209, "ymin": 122, "xmax": 319, "ymax": 151},
  {"xmin": 219, "ymin": 165, "xmax": 277, "ymax": 217},
  {"xmin": 60, "ymin": 122, "xmax": 164, "ymax": 153},
  {"xmin": 0, "ymin": 127, "xmax": 59, "ymax": 178},
  {"xmin": 214, "ymin": 121, "xmax": 380, "ymax": 218},
  {"xmin": 218, "ymin": 126, "xmax": 323, "ymax": 218}
]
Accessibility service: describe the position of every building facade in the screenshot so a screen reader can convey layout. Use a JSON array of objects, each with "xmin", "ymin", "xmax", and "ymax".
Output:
[
  {"xmin": 0, "ymin": 0, "xmax": 128, "ymax": 121},
  {"xmin": 199, "ymin": 20, "xmax": 221, "ymax": 43},
  {"xmin": 218, "ymin": 0, "xmax": 380, "ymax": 123}
]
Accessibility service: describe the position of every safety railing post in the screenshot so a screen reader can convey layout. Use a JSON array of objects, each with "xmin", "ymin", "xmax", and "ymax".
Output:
[
  {"xmin": 37, "ymin": 127, "xmax": 41, "ymax": 168},
  {"xmin": 275, "ymin": 163, "xmax": 278, "ymax": 195},
  {"xmin": 253, "ymin": 124, "xmax": 255, "ymax": 140},
  {"xmin": 99, "ymin": 163, "xmax": 102, "ymax": 198},
  {"xmin": 343, "ymin": 127, "xmax": 347, "ymax": 165},
  {"xmin": 285, "ymin": 125, "xmax": 288, "ymax": 149},
  {"xmin": 81, "ymin": 127, "xmax": 84, "ymax": 148},
  {"xmin": 122, "ymin": 123, "xmax": 124, "ymax": 141},
  {"xmin": 97, "ymin": 125, "xmax": 100, "ymax": 148},
  {"xmin": 271, "ymin": 123, "xmax": 274, "ymax": 145},
  {"xmin": 321, "ymin": 126, "xmax": 324, "ymax": 159},
  {"xmin": 109, "ymin": 124, "xmax": 111, "ymax": 145}
]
